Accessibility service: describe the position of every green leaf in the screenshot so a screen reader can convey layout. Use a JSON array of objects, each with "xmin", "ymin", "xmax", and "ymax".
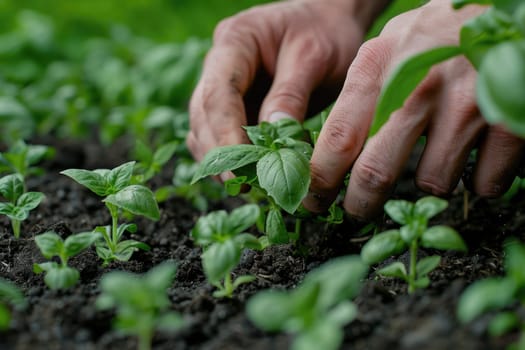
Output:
[
  {"xmin": 494, "ymin": 0, "xmax": 523, "ymax": 13},
  {"xmin": 0, "ymin": 174, "xmax": 24, "ymax": 203},
  {"xmin": 104, "ymin": 185, "xmax": 160, "ymax": 221},
  {"xmin": 370, "ymin": 46, "xmax": 462, "ymax": 136},
  {"xmin": 115, "ymin": 223, "xmax": 138, "ymax": 242},
  {"xmin": 292, "ymin": 321, "xmax": 344, "ymax": 350},
  {"xmin": 246, "ymin": 290, "xmax": 295, "ymax": 332},
  {"xmin": 325, "ymin": 301, "xmax": 357, "ymax": 327},
  {"xmin": 477, "ymin": 40, "xmax": 525, "ymax": 138},
  {"xmin": 416, "ymin": 255, "xmax": 441, "ymax": 277},
  {"xmin": 228, "ymin": 204, "xmax": 260, "ymax": 234},
  {"xmin": 361, "ymin": 229, "xmax": 407, "ymax": 265},
  {"xmin": 488, "ymin": 311, "xmax": 519, "ymax": 337},
  {"xmin": 231, "ymin": 275, "xmax": 256, "ymax": 290},
  {"xmin": 452, "ymin": 0, "xmax": 492, "ymax": 9},
  {"xmin": 114, "ymin": 240, "xmax": 150, "ymax": 262},
  {"xmin": 43, "ymin": 266, "xmax": 80, "ymax": 290},
  {"xmin": 414, "ymin": 196, "xmax": 448, "ymax": 219},
  {"xmin": 274, "ymin": 118, "xmax": 305, "ymax": 140},
  {"xmin": 421, "ymin": 226, "xmax": 467, "ymax": 251},
  {"xmin": 303, "ymin": 255, "xmax": 368, "ymax": 310},
  {"xmin": 35, "ymin": 231, "xmax": 63, "ymax": 259},
  {"xmin": 265, "ymin": 207, "xmax": 289, "ymax": 244},
  {"xmin": 413, "ymin": 276, "xmax": 430, "ymax": 290},
  {"xmin": 460, "ymin": 9, "xmax": 520, "ymax": 68},
  {"xmin": 0, "ymin": 304, "xmax": 10, "ymax": 330},
  {"xmin": 457, "ymin": 277, "xmax": 517, "ymax": 323},
  {"xmin": 0, "ymin": 278, "xmax": 26, "ymax": 310},
  {"xmin": 144, "ymin": 261, "xmax": 177, "ymax": 291},
  {"xmin": 107, "ymin": 161, "xmax": 135, "ymax": 193},
  {"xmin": 202, "ymin": 240, "xmax": 241, "ymax": 284},
  {"xmin": 191, "ymin": 144, "xmax": 270, "ymax": 184},
  {"xmin": 224, "ymin": 176, "xmax": 247, "ymax": 196},
  {"xmin": 16, "ymin": 191, "xmax": 44, "ymax": 211},
  {"xmin": 0, "ymin": 203, "xmax": 15, "ymax": 217},
  {"xmin": 377, "ymin": 262, "xmax": 408, "ymax": 280},
  {"xmin": 191, "ymin": 210, "xmax": 228, "ymax": 245},
  {"xmin": 64, "ymin": 232, "xmax": 98, "ymax": 258},
  {"xmin": 257, "ymin": 148, "xmax": 310, "ymax": 214},
  {"xmin": 504, "ymin": 239, "xmax": 525, "ymax": 286},
  {"xmin": 400, "ymin": 217, "xmax": 427, "ymax": 244},
  {"xmin": 60, "ymin": 168, "xmax": 109, "ymax": 196},
  {"xmin": 152, "ymin": 141, "xmax": 178, "ymax": 166},
  {"xmin": 234, "ymin": 233, "xmax": 262, "ymax": 250},
  {"xmin": 384, "ymin": 200, "xmax": 413, "ymax": 225}
]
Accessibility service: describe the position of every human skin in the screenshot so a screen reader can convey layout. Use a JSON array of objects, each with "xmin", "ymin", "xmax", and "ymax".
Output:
[{"xmin": 188, "ymin": 0, "xmax": 525, "ymax": 219}]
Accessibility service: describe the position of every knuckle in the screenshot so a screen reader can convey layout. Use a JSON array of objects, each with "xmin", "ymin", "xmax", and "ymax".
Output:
[
  {"xmin": 269, "ymin": 82, "xmax": 308, "ymax": 111},
  {"xmin": 353, "ymin": 159, "xmax": 396, "ymax": 194},
  {"xmin": 415, "ymin": 176, "xmax": 452, "ymax": 197},
  {"xmin": 352, "ymin": 38, "xmax": 390, "ymax": 80},
  {"xmin": 309, "ymin": 162, "xmax": 338, "ymax": 193},
  {"xmin": 319, "ymin": 121, "xmax": 361, "ymax": 157}
]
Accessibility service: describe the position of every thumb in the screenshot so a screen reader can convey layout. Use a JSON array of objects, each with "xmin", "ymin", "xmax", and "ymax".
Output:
[{"xmin": 259, "ymin": 37, "xmax": 329, "ymax": 123}]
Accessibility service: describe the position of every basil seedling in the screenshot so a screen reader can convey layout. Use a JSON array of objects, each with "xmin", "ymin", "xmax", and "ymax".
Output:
[
  {"xmin": 0, "ymin": 174, "xmax": 44, "ymax": 238},
  {"xmin": 0, "ymin": 140, "xmax": 54, "ymax": 181},
  {"xmin": 33, "ymin": 231, "xmax": 99, "ymax": 289},
  {"xmin": 192, "ymin": 118, "xmax": 312, "ymax": 244},
  {"xmin": 458, "ymin": 239, "xmax": 525, "ymax": 347},
  {"xmin": 131, "ymin": 140, "xmax": 178, "ymax": 184},
  {"xmin": 247, "ymin": 255, "xmax": 368, "ymax": 350},
  {"xmin": 191, "ymin": 204, "xmax": 262, "ymax": 298},
  {"xmin": 0, "ymin": 278, "xmax": 26, "ymax": 330},
  {"xmin": 361, "ymin": 196, "xmax": 467, "ymax": 293},
  {"xmin": 96, "ymin": 261, "xmax": 183, "ymax": 350},
  {"xmin": 61, "ymin": 161, "xmax": 160, "ymax": 265}
]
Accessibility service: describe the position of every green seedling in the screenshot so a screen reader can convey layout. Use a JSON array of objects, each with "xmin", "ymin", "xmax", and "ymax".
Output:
[
  {"xmin": 361, "ymin": 196, "xmax": 467, "ymax": 293},
  {"xmin": 192, "ymin": 118, "xmax": 312, "ymax": 244},
  {"xmin": 247, "ymin": 255, "xmax": 368, "ymax": 350},
  {"xmin": 154, "ymin": 159, "xmax": 225, "ymax": 211},
  {"xmin": 371, "ymin": 0, "xmax": 525, "ymax": 138},
  {"xmin": 0, "ymin": 140, "xmax": 54, "ymax": 181},
  {"xmin": 191, "ymin": 204, "xmax": 262, "ymax": 298},
  {"xmin": 96, "ymin": 261, "xmax": 183, "ymax": 350},
  {"xmin": 0, "ymin": 278, "xmax": 26, "ymax": 330},
  {"xmin": 33, "ymin": 230, "xmax": 99, "ymax": 289},
  {"xmin": 61, "ymin": 161, "xmax": 160, "ymax": 265},
  {"xmin": 131, "ymin": 139, "xmax": 179, "ymax": 184},
  {"xmin": 0, "ymin": 174, "xmax": 44, "ymax": 238},
  {"xmin": 458, "ymin": 239, "xmax": 525, "ymax": 348}
]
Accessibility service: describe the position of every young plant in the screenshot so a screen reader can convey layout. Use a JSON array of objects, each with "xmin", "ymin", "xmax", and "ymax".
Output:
[
  {"xmin": 0, "ymin": 174, "xmax": 44, "ymax": 238},
  {"xmin": 247, "ymin": 255, "xmax": 368, "ymax": 350},
  {"xmin": 131, "ymin": 140, "xmax": 179, "ymax": 184},
  {"xmin": 60, "ymin": 161, "xmax": 160, "ymax": 265},
  {"xmin": 0, "ymin": 140, "xmax": 54, "ymax": 181},
  {"xmin": 361, "ymin": 196, "xmax": 467, "ymax": 293},
  {"xmin": 191, "ymin": 204, "xmax": 262, "ymax": 298},
  {"xmin": 0, "ymin": 278, "xmax": 26, "ymax": 330},
  {"xmin": 192, "ymin": 118, "xmax": 312, "ymax": 244},
  {"xmin": 96, "ymin": 261, "xmax": 183, "ymax": 350},
  {"xmin": 457, "ymin": 239, "xmax": 525, "ymax": 348},
  {"xmin": 33, "ymin": 230, "xmax": 99, "ymax": 289},
  {"xmin": 371, "ymin": 0, "xmax": 525, "ymax": 138}
]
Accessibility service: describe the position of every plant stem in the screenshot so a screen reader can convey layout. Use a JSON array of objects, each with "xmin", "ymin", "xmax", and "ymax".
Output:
[
  {"xmin": 138, "ymin": 331, "xmax": 152, "ymax": 350},
  {"xmin": 408, "ymin": 241, "xmax": 418, "ymax": 294},
  {"xmin": 224, "ymin": 273, "xmax": 233, "ymax": 298},
  {"xmin": 11, "ymin": 219, "xmax": 20, "ymax": 239},
  {"xmin": 106, "ymin": 203, "xmax": 119, "ymax": 250}
]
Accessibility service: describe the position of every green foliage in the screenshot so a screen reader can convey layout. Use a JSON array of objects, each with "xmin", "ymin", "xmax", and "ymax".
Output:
[
  {"xmin": 0, "ymin": 278, "xmax": 26, "ymax": 330},
  {"xmin": 0, "ymin": 140, "xmax": 54, "ymax": 179},
  {"xmin": 131, "ymin": 140, "xmax": 179, "ymax": 185},
  {"xmin": 247, "ymin": 256, "xmax": 368, "ymax": 350},
  {"xmin": 372, "ymin": 0, "xmax": 525, "ymax": 139},
  {"xmin": 361, "ymin": 196, "xmax": 466, "ymax": 293},
  {"xmin": 33, "ymin": 231, "xmax": 99, "ymax": 289},
  {"xmin": 457, "ymin": 239, "xmax": 525, "ymax": 346},
  {"xmin": 191, "ymin": 204, "xmax": 262, "ymax": 298},
  {"xmin": 96, "ymin": 261, "xmax": 183, "ymax": 350},
  {"xmin": 61, "ymin": 161, "xmax": 159, "ymax": 265},
  {"xmin": 192, "ymin": 118, "xmax": 312, "ymax": 245},
  {"xmin": 0, "ymin": 173, "xmax": 44, "ymax": 238}
]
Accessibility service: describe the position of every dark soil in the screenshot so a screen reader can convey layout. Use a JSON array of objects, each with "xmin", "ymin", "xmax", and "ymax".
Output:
[{"xmin": 0, "ymin": 137, "xmax": 523, "ymax": 350}]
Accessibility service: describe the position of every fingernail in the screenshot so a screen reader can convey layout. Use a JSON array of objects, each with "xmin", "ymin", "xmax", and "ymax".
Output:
[{"xmin": 268, "ymin": 111, "xmax": 293, "ymax": 123}]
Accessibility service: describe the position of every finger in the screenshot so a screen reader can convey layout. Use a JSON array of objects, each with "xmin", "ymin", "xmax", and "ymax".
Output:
[
  {"xmin": 343, "ymin": 73, "xmax": 440, "ymax": 219},
  {"xmin": 258, "ymin": 31, "xmax": 333, "ymax": 124},
  {"xmin": 472, "ymin": 126, "xmax": 525, "ymax": 197},
  {"xmin": 415, "ymin": 58, "xmax": 486, "ymax": 195},
  {"xmin": 188, "ymin": 18, "xmax": 261, "ymax": 161},
  {"xmin": 303, "ymin": 39, "xmax": 389, "ymax": 213}
]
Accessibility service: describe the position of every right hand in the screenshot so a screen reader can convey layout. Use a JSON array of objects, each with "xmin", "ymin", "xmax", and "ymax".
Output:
[{"xmin": 187, "ymin": 0, "xmax": 380, "ymax": 164}]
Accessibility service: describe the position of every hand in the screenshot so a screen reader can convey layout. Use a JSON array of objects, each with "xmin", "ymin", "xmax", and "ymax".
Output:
[
  {"xmin": 304, "ymin": 0, "xmax": 525, "ymax": 219},
  {"xmin": 187, "ymin": 0, "xmax": 388, "ymax": 166}
]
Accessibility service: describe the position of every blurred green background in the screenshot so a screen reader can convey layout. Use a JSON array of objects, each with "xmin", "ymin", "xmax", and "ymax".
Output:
[{"xmin": 0, "ymin": 0, "xmax": 425, "ymax": 42}]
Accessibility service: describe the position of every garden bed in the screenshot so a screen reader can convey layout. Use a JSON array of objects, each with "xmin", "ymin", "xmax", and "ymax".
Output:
[{"xmin": 0, "ymin": 137, "xmax": 522, "ymax": 350}]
